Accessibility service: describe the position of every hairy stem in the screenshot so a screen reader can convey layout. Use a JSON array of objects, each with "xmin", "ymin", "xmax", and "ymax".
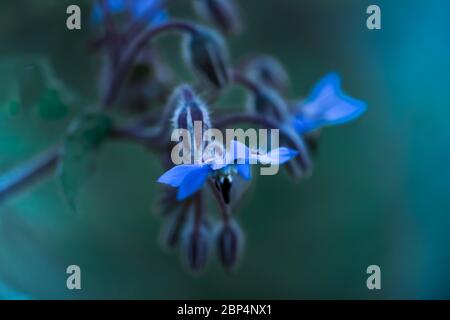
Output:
[
  {"xmin": 0, "ymin": 118, "xmax": 173, "ymax": 205},
  {"xmin": 0, "ymin": 147, "xmax": 60, "ymax": 204},
  {"xmin": 231, "ymin": 70, "xmax": 262, "ymax": 96},
  {"xmin": 214, "ymin": 112, "xmax": 280, "ymax": 129},
  {"xmin": 100, "ymin": 0, "xmax": 120, "ymax": 66},
  {"xmin": 124, "ymin": 0, "xmax": 171, "ymax": 42},
  {"xmin": 109, "ymin": 125, "xmax": 166, "ymax": 149}
]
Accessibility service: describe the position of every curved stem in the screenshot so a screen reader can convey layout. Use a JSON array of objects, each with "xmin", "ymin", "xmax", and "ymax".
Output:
[
  {"xmin": 109, "ymin": 125, "xmax": 166, "ymax": 149},
  {"xmin": 0, "ymin": 118, "xmax": 173, "ymax": 205},
  {"xmin": 102, "ymin": 20, "xmax": 198, "ymax": 108},
  {"xmin": 110, "ymin": 92, "xmax": 180, "ymax": 148},
  {"xmin": 0, "ymin": 146, "xmax": 60, "ymax": 204},
  {"xmin": 100, "ymin": 0, "xmax": 120, "ymax": 66},
  {"xmin": 124, "ymin": 0, "xmax": 172, "ymax": 42},
  {"xmin": 214, "ymin": 112, "xmax": 281, "ymax": 130},
  {"xmin": 231, "ymin": 70, "xmax": 262, "ymax": 96}
]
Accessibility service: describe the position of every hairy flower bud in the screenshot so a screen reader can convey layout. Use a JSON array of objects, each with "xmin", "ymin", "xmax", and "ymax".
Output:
[
  {"xmin": 246, "ymin": 86, "xmax": 291, "ymax": 124},
  {"xmin": 119, "ymin": 47, "xmax": 173, "ymax": 112},
  {"xmin": 182, "ymin": 225, "xmax": 210, "ymax": 272},
  {"xmin": 171, "ymin": 85, "xmax": 211, "ymax": 163},
  {"xmin": 171, "ymin": 85, "xmax": 211, "ymax": 131},
  {"xmin": 193, "ymin": 0, "xmax": 242, "ymax": 35},
  {"xmin": 183, "ymin": 27, "xmax": 230, "ymax": 89},
  {"xmin": 247, "ymin": 87, "xmax": 313, "ymax": 178},
  {"xmin": 245, "ymin": 55, "xmax": 290, "ymax": 94},
  {"xmin": 216, "ymin": 219, "xmax": 243, "ymax": 271},
  {"xmin": 282, "ymin": 127, "xmax": 313, "ymax": 179},
  {"xmin": 159, "ymin": 192, "xmax": 190, "ymax": 248}
]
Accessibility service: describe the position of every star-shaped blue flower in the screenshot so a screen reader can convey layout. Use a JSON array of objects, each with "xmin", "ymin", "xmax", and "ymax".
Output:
[
  {"xmin": 158, "ymin": 141, "xmax": 298, "ymax": 201},
  {"xmin": 91, "ymin": 0, "xmax": 168, "ymax": 26},
  {"xmin": 292, "ymin": 73, "xmax": 367, "ymax": 134}
]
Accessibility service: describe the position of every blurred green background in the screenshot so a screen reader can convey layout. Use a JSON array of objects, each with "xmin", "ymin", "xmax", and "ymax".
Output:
[{"xmin": 1, "ymin": 0, "xmax": 450, "ymax": 299}]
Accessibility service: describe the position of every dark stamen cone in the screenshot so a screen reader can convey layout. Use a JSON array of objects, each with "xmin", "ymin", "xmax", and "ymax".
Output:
[
  {"xmin": 220, "ymin": 177, "xmax": 232, "ymax": 204},
  {"xmin": 183, "ymin": 27, "xmax": 230, "ymax": 89},
  {"xmin": 304, "ymin": 131, "xmax": 320, "ymax": 155}
]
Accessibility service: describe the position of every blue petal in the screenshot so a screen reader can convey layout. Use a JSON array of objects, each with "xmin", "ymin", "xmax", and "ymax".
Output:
[
  {"xmin": 258, "ymin": 148, "xmax": 298, "ymax": 165},
  {"xmin": 157, "ymin": 164, "xmax": 206, "ymax": 187},
  {"xmin": 150, "ymin": 10, "xmax": 169, "ymax": 26},
  {"xmin": 91, "ymin": 0, "xmax": 168, "ymax": 26},
  {"xmin": 295, "ymin": 73, "xmax": 366, "ymax": 133},
  {"xmin": 236, "ymin": 164, "xmax": 252, "ymax": 180},
  {"xmin": 177, "ymin": 166, "xmax": 211, "ymax": 200},
  {"xmin": 132, "ymin": 0, "xmax": 168, "ymax": 25},
  {"xmin": 91, "ymin": 0, "xmax": 126, "ymax": 24},
  {"xmin": 291, "ymin": 117, "xmax": 320, "ymax": 135},
  {"xmin": 275, "ymin": 148, "xmax": 299, "ymax": 164},
  {"xmin": 227, "ymin": 140, "xmax": 253, "ymax": 165}
]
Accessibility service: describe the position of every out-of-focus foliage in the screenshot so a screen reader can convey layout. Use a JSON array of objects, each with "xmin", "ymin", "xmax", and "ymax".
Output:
[{"xmin": 58, "ymin": 113, "xmax": 112, "ymax": 210}]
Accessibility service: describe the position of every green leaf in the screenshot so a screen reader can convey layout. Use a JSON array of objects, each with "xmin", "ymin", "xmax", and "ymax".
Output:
[
  {"xmin": 58, "ymin": 113, "xmax": 113, "ymax": 210},
  {"xmin": 36, "ymin": 88, "xmax": 69, "ymax": 120}
]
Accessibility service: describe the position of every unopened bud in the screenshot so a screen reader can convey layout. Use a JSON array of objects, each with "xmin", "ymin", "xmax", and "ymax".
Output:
[
  {"xmin": 217, "ymin": 219, "xmax": 243, "ymax": 271},
  {"xmin": 246, "ymin": 86, "xmax": 291, "ymax": 123},
  {"xmin": 120, "ymin": 47, "xmax": 174, "ymax": 112},
  {"xmin": 182, "ymin": 225, "xmax": 210, "ymax": 272},
  {"xmin": 193, "ymin": 0, "xmax": 242, "ymax": 35},
  {"xmin": 171, "ymin": 85, "xmax": 211, "ymax": 131},
  {"xmin": 160, "ymin": 196, "xmax": 189, "ymax": 249},
  {"xmin": 183, "ymin": 27, "xmax": 230, "ymax": 89},
  {"xmin": 247, "ymin": 88, "xmax": 313, "ymax": 178},
  {"xmin": 245, "ymin": 55, "xmax": 290, "ymax": 94},
  {"xmin": 280, "ymin": 126, "xmax": 313, "ymax": 179},
  {"xmin": 171, "ymin": 85, "xmax": 211, "ymax": 164}
]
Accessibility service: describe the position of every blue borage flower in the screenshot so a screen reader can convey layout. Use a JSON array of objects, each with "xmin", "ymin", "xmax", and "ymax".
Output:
[
  {"xmin": 292, "ymin": 73, "xmax": 367, "ymax": 134},
  {"xmin": 158, "ymin": 140, "xmax": 298, "ymax": 201},
  {"xmin": 91, "ymin": 0, "xmax": 168, "ymax": 26}
]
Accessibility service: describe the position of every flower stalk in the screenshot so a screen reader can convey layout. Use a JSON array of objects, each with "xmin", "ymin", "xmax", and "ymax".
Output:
[
  {"xmin": 0, "ymin": 1, "xmax": 367, "ymax": 272},
  {"xmin": 102, "ymin": 20, "xmax": 199, "ymax": 108}
]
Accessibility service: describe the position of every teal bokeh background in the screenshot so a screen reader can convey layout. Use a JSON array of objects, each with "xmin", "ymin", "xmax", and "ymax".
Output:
[{"xmin": 1, "ymin": 0, "xmax": 450, "ymax": 299}]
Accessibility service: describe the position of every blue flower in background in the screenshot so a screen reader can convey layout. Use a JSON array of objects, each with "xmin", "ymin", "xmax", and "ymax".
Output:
[
  {"xmin": 158, "ymin": 141, "xmax": 298, "ymax": 201},
  {"xmin": 292, "ymin": 73, "xmax": 367, "ymax": 134},
  {"xmin": 91, "ymin": 0, "xmax": 168, "ymax": 26}
]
